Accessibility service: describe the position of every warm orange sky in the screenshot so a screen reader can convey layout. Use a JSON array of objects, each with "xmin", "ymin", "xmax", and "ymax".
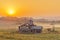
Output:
[{"xmin": 0, "ymin": 0, "xmax": 60, "ymax": 17}]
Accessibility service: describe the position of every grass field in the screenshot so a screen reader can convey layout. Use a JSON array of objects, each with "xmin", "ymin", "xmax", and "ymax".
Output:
[
  {"xmin": 0, "ymin": 23, "xmax": 60, "ymax": 40},
  {"xmin": 0, "ymin": 30, "xmax": 60, "ymax": 40}
]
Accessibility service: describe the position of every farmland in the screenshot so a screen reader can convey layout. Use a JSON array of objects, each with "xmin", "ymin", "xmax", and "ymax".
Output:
[
  {"xmin": 0, "ymin": 21, "xmax": 60, "ymax": 40},
  {"xmin": 0, "ymin": 29, "xmax": 59, "ymax": 40}
]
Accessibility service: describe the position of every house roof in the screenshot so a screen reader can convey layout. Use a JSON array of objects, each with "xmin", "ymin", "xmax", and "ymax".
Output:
[{"xmin": 31, "ymin": 26, "xmax": 42, "ymax": 29}]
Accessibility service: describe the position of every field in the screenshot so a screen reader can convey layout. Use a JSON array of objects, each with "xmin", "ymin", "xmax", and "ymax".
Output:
[
  {"xmin": 0, "ymin": 29, "xmax": 59, "ymax": 40},
  {"xmin": 0, "ymin": 23, "xmax": 60, "ymax": 40}
]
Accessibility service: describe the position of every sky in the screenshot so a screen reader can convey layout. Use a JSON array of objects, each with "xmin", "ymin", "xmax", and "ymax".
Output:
[{"xmin": 0, "ymin": 0, "xmax": 60, "ymax": 17}]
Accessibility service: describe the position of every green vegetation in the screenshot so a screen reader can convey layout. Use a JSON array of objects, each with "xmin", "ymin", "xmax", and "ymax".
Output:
[{"xmin": 0, "ymin": 30, "xmax": 59, "ymax": 40}]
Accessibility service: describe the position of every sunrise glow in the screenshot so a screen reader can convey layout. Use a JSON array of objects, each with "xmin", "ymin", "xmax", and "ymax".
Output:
[
  {"xmin": 9, "ymin": 10, "xmax": 14, "ymax": 15},
  {"xmin": 6, "ymin": 9, "xmax": 15, "ymax": 16},
  {"xmin": 0, "ymin": 0, "xmax": 60, "ymax": 17}
]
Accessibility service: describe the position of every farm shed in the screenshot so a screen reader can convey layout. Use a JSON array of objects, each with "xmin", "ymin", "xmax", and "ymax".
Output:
[
  {"xmin": 18, "ymin": 17, "xmax": 43, "ymax": 33},
  {"xmin": 18, "ymin": 25, "xmax": 43, "ymax": 33},
  {"xmin": 31, "ymin": 26, "xmax": 43, "ymax": 33}
]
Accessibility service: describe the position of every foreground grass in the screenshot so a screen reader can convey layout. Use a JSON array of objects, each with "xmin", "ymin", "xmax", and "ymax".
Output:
[{"xmin": 0, "ymin": 30, "xmax": 60, "ymax": 40}]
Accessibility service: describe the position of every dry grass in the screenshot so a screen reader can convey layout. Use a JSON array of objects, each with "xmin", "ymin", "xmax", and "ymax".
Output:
[{"xmin": 0, "ymin": 29, "xmax": 59, "ymax": 40}]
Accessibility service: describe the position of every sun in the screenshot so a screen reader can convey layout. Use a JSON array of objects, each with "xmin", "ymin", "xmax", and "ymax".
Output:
[
  {"xmin": 6, "ymin": 8, "xmax": 15, "ymax": 16},
  {"xmin": 8, "ymin": 10, "xmax": 14, "ymax": 15}
]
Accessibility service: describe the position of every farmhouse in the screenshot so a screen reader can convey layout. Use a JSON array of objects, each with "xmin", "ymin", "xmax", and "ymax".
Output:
[{"xmin": 18, "ymin": 17, "xmax": 43, "ymax": 33}]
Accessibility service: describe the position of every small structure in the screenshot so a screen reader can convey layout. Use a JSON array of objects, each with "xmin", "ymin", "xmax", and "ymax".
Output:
[
  {"xmin": 18, "ymin": 17, "xmax": 43, "ymax": 33},
  {"xmin": 30, "ymin": 26, "xmax": 43, "ymax": 33}
]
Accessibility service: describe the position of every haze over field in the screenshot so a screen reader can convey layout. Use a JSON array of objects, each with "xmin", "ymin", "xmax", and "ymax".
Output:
[{"xmin": 0, "ymin": 17, "xmax": 59, "ymax": 30}]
